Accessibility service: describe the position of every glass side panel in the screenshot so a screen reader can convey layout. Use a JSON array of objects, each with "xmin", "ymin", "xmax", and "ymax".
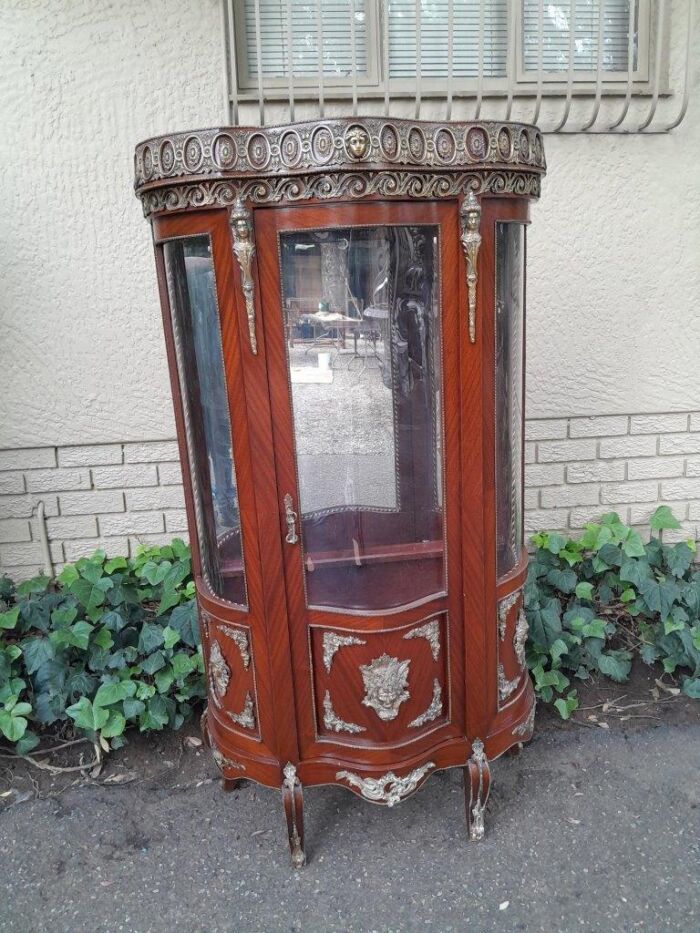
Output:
[
  {"xmin": 495, "ymin": 223, "xmax": 525, "ymax": 578},
  {"xmin": 280, "ymin": 225, "xmax": 444, "ymax": 612},
  {"xmin": 163, "ymin": 236, "xmax": 247, "ymax": 607}
]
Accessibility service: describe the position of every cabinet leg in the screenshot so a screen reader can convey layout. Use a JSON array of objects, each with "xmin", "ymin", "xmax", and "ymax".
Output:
[
  {"xmin": 281, "ymin": 763, "xmax": 306, "ymax": 869},
  {"xmin": 200, "ymin": 709, "xmax": 210, "ymax": 748},
  {"xmin": 221, "ymin": 777, "xmax": 242, "ymax": 792},
  {"xmin": 464, "ymin": 738, "xmax": 491, "ymax": 841}
]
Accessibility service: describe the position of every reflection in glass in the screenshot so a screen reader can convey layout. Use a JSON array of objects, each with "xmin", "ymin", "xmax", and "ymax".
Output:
[
  {"xmin": 495, "ymin": 223, "xmax": 525, "ymax": 578},
  {"xmin": 164, "ymin": 236, "xmax": 246, "ymax": 606},
  {"xmin": 280, "ymin": 226, "xmax": 444, "ymax": 612}
]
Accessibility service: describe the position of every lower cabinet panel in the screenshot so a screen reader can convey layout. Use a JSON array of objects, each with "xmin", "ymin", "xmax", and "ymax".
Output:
[{"xmin": 310, "ymin": 614, "xmax": 451, "ymax": 748}]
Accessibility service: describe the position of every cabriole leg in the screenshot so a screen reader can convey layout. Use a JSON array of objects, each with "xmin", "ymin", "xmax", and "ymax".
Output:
[
  {"xmin": 464, "ymin": 738, "xmax": 491, "ymax": 841},
  {"xmin": 281, "ymin": 762, "xmax": 306, "ymax": 869}
]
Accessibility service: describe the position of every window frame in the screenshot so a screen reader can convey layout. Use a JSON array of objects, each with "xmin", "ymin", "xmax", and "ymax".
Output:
[{"xmin": 231, "ymin": 0, "xmax": 660, "ymax": 101}]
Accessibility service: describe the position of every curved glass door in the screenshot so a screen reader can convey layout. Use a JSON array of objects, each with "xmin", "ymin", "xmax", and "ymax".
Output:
[
  {"xmin": 163, "ymin": 236, "xmax": 247, "ymax": 606},
  {"xmin": 495, "ymin": 223, "xmax": 525, "ymax": 578},
  {"xmin": 279, "ymin": 225, "xmax": 444, "ymax": 612}
]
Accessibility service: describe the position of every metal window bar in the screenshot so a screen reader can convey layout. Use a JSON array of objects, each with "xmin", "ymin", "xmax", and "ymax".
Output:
[{"xmin": 225, "ymin": 0, "xmax": 694, "ymax": 134}]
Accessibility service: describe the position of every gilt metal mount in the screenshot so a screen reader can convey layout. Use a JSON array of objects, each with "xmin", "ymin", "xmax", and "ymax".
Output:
[
  {"xmin": 460, "ymin": 191, "xmax": 482, "ymax": 343},
  {"xmin": 230, "ymin": 196, "xmax": 258, "ymax": 354}
]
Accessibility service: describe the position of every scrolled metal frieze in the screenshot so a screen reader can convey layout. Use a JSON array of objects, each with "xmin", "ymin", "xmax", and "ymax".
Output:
[
  {"xmin": 336, "ymin": 761, "xmax": 436, "ymax": 807},
  {"xmin": 134, "ymin": 118, "xmax": 546, "ymax": 191},
  {"xmin": 229, "ymin": 196, "xmax": 258, "ymax": 354},
  {"xmin": 139, "ymin": 170, "xmax": 542, "ymax": 217}
]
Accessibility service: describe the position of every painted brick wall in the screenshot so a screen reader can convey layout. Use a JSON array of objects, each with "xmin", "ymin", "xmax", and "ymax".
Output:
[{"xmin": 1, "ymin": 412, "xmax": 699, "ymax": 581}]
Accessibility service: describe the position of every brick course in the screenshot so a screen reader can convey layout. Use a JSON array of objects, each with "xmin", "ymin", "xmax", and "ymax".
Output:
[{"xmin": 1, "ymin": 417, "xmax": 699, "ymax": 580}]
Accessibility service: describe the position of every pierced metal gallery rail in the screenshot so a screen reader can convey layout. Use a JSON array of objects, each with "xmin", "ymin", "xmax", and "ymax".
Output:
[{"xmin": 221, "ymin": 0, "xmax": 695, "ymax": 134}]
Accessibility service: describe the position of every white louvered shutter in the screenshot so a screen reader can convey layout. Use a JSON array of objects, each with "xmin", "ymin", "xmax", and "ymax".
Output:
[
  {"xmin": 387, "ymin": 0, "xmax": 508, "ymax": 78},
  {"xmin": 522, "ymin": 0, "xmax": 637, "ymax": 73},
  {"xmin": 243, "ymin": 1, "xmax": 369, "ymax": 80}
]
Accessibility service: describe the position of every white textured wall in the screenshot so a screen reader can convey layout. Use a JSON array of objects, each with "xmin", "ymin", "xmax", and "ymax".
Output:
[
  {"xmin": 0, "ymin": 0, "xmax": 225, "ymax": 448},
  {"xmin": 1, "ymin": 1, "xmax": 699, "ymax": 435}
]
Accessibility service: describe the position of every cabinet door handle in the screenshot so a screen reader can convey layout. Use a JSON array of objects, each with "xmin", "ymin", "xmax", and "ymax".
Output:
[{"xmin": 284, "ymin": 493, "xmax": 299, "ymax": 545}]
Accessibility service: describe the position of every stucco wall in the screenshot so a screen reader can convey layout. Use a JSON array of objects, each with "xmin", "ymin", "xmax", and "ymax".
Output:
[{"xmin": 1, "ymin": 0, "xmax": 700, "ymax": 578}]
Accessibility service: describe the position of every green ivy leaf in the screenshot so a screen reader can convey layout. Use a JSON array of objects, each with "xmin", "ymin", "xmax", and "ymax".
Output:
[
  {"xmin": 65, "ymin": 696, "xmax": 109, "ymax": 733},
  {"xmin": 93, "ymin": 681, "xmax": 137, "ymax": 708},
  {"xmin": 104, "ymin": 557, "xmax": 128, "ymax": 574},
  {"xmin": 19, "ymin": 637, "xmax": 55, "ymax": 675},
  {"xmin": 92, "ymin": 627, "xmax": 114, "ymax": 651},
  {"xmin": 169, "ymin": 602, "xmax": 199, "ymax": 648},
  {"xmin": 138, "ymin": 623, "xmax": 165, "ymax": 655},
  {"xmin": 0, "ymin": 708, "xmax": 29, "ymax": 742},
  {"xmin": 123, "ymin": 698, "xmax": 146, "ymax": 719},
  {"xmin": 546, "ymin": 568, "xmax": 577, "ymax": 594},
  {"xmin": 682, "ymin": 677, "xmax": 700, "ymax": 699},
  {"xmin": 100, "ymin": 710, "xmax": 126, "ymax": 739},
  {"xmin": 154, "ymin": 666, "xmax": 175, "ymax": 694},
  {"xmin": 574, "ymin": 582, "xmax": 594, "ymax": 601},
  {"xmin": 650, "ymin": 505, "xmax": 681, "ymax": 532},
  {"xmin": 141, "ymin": 650, "xmax": 166, "ymax": 675},
  {"xmin": 171, "ymin": 652, "xmax": 194, "ymax": 678},
  {"xmin": 554, "ymin": 692, "xmax": 579, "ymax": 720},
  {"xmin": 597, "ymin": 652, "xmax": 632, "ymax": 683},
  {"xmin": 0, "ymin": 607, "xmax": 20, "ymax": 630},
  {"xmin": 162, "ymin": 626, "xmax": 180, "ymax": 651},
  {"xmin": 622, "ymin": 530, "xmax": 646, "ymax": 558},
  {"xmin": 665, "ymin": 543, "xmax": 694, "ymax": 579},
  {"xmin": 620, "ymin": 587, "xmax": 636, "ymax": 603}
]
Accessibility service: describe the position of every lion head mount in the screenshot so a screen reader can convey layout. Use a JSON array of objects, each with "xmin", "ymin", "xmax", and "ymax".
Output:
[{"xmin": 360, "ymin": 654, "xmax": 411, "ymax": 722}]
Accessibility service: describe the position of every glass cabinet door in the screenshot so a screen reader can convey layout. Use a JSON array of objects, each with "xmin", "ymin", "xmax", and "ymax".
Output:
[
  {"xmin": 163, "ymin": 236, "xmax": 247, "ymax": 607},
  {"xmin": 495, "ymin": 223, "xmax": 525, "ymax": 579},
  {"xmin": 279, "ymin": 225, "xmax": 445, "ymax": 612}
]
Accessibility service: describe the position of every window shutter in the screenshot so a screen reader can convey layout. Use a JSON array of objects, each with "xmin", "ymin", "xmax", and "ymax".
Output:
[
  {"xmin": 388, "ymin": 1, "xmax": 508, "ymax": 78},
  {"xmin": 243, "ymin": 1, "xmax": 368, "ymax": 80},
  {"xmin": 522, "ymin": 0, "xmax": 637, "ymax": 74}
]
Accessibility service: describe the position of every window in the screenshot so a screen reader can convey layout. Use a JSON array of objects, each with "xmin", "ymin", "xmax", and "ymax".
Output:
[{"xmin": 234, "ymin": 0, "xmax": 652, "ymax": 95}]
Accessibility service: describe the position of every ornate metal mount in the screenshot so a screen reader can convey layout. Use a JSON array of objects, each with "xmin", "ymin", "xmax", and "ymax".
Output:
[
  {"xmin": 212, "ymin": 747, "xmax": 246, "ymax": 774},
  {"xmin": 360, "ymin": 654, "xmax": 411, "ymax": 722},
  {"xmin": 282, "ymin": 763, "xmax": 305, "ymax": 869},
  {"xmin": 229, "ymin": 196, "xmax": 257, "ymax": 354},
  {"xmin": 220, "ymin": 624, "xmax": 251, "ymax": 669},
  {"xmin": 323, "ymin": 690, "xmax": 366, "ymax": 734},
  {"xmin": 403, "ymin": 618, "xmax": 441, "ymax": 661},
  {"xmin": 209, "ymin": 641, "xmax": 230, "ymax": 707},
  {"xmin": 464, "ymin": 738, "xmax": 491, "ymax": 841},
  {"xmin": 322, "ymin": 631, "xmax": 366, "ymax": 673},
  {"xmin": 408, "ymin": 679, "xmax": 443, "ymax": 729},
  {"xmin": 228, "ymin": 692, "xmax": 256, "ymax": 731},
  {"xmin": 498, "ymin": 588, "xmax": 522, "ymax": 640},
  {"xmin": 499, "ymin": 664, "xmax": 521, "ymax": 704},
  {"xmin": 513, "ymin": 701, "xmax": 536, "ymax": 738},
  {"xmin": 336, "ymin": 761, "xmax": 436, "ymax": 807},
  {"xmin": 514, "ymin": 609, "xmax": 529, "ymax": 669},
  {"xmin": 283, "ymin": 493, "xmax": 299, "ymax": 544},
  {"xmin": 460, "ymin": 191, "xmax": 482, "ymax": 343}
]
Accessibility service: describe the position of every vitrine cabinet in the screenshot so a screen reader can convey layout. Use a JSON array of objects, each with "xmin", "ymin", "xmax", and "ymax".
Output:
[{"xmin": 134, "ymin": 118, "xmax": 546, "ymax": 867}]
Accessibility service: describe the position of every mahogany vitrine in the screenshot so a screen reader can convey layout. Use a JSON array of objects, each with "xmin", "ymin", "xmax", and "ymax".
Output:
[{"xmin": 134, "ymin": 118, "xmax": 546, "ymax": 867}]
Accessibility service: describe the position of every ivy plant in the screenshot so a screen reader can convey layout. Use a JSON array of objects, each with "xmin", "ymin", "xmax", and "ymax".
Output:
[
  {"xmin": 0, "ymin": 541, "xmax": 204, "ymax": 755},
  {"xmin": 525, "ymin": 505, "xmax": 700, "ymax": 718}
]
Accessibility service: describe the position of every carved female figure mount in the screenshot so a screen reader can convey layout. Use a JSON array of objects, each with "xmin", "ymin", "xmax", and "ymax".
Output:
[
  {"xmin": 230, "ymin": 196, "xmax": 258, "ymax": 354},
  {"xmin": 460, "ymin": 191, "xmax": 482, "ymax": 343}
]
